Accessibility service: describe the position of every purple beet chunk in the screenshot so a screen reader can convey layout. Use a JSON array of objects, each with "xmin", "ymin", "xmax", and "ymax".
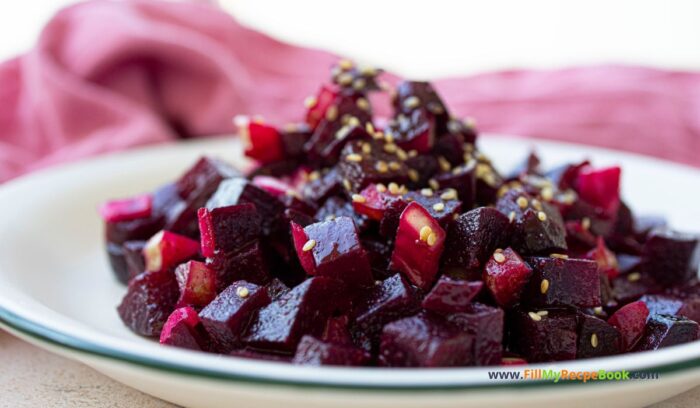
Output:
[
  {"xmin": 321, "ymin": 316, "xmax": 353, "ymax": 345},
  {"xmin": 117, "ymin": 269, "xmax": 179, "ymax": 337},
  {"xmin": 508, "ymin": 308, "xmax": 578, "ymax": 363},
  {"xmin": 206, "ymin": 241, "xmax": 271, "ymax": 291},
  {"xmin": 206, "ymin": 178, "xmax": 285, "ymax": 237},
  {"xmin": 402, "ymin": 190, "xmax": 462, "ymax": 229},
  {"xmin": 634, "ymin": 314, "xmax": 699, "ymax": 351},
  {"xmin": 362, "ymin": 237, "xmax": 394, "ymax": 280},
  {"xmin": 641, "ymin": 228, "xmax": 700, "ymax": 286},
  {"xmin": 379, "ymin": 312, "xmax": 474, "ymax": 367},
  {"xmin": 442, "ymin": 207, "xmax": 512, "ymax": 275},
  {"xmin": 176, "ymin": 157, "xmax": 241, "ymax": 200},
  {"xmin": 404, "ymin": 154, "xmax": 439, "ymax": 189},
  {"xmin": 612, "ymin": 273, "xmax": 663, "ymax": 305},
  {"xmin": 292, "ymin": 335, "xmax": 371, "ymax": 366},
  {"xmin": 523, "ymin": 257, "xmax": 601, "ymax": 308},
  {"xmin": 352, "ymin": 274, "xmax": 421, "ymax": 343},
  {"xmin": 199, "ymin": 203, "xmax": 261, "ymax": 255},
  {"xmin": 315, "ymin": 196, "xmax": 370, "ymax": 232},
  {"xmin": 337, "ymin": 139, "xmax": 409, "ymax": 192},
  {"xmin": 421, "ymin": 277, "xmax": 483, "ymax": 314},
  {"xmin": 301, "ymin": 168, "xmax": 343, "ymax": 204},
  {"xmin": 641, "ymin": 294, "xmax": 700, "ymax": 324},
  {"xmin": 199, "ymin": 281, "xmax": 271, "ymax": 353},
  {"xmin": 229, "ymin": 348, "xmax": 292, "ymax": 363},
  {"xmin": 303, "ymin": 216, "xmax": 374, "ymax": 288},
  {"xmin": 576, "ymin": 313, "xmax": 621, "ymax": 359},
  {"xmin": 244, "ymin": 277, "xmax": 343, "ymax": 353},
  {"xmin": 393, "ymin": 81, "xmax": 450, "ymax": 132},
  {"xmin": 434, "ymin": 162, "xmax": 476, "ymax": 209},
  {"xmin": 123, "ymin": 240, "xmax": 147, "ymax": 282},
  {"xmin": 280, "ymin": 194, "xmax": 317, "ymax": 217},
  {"xmin": 107, "ymin": 242, "xmax": 129, "ymax": 284},
  {"xmin": 280, "ymin": 123, "xmax": 312, "ymax": 158},
  {"xmin": 160, "ymin": 306, "xmax": 210, "ymax": 351},
  {"xmin": 447, "ymin": 303, "xmax": 504, "ymax": 366},
  {"xmin": 496, "ymin": 189, "xmax": 567, "ymax": 255}
]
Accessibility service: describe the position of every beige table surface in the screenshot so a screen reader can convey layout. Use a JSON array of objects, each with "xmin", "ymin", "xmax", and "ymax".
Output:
[{"xmin": 1, "ymin": 330, "xmax": 698, "ymax": 408}]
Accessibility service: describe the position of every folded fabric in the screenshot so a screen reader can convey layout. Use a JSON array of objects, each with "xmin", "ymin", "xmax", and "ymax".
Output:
[{"xmin": 0, "ymin": 0, "xmax": 698, "ymax": 183}]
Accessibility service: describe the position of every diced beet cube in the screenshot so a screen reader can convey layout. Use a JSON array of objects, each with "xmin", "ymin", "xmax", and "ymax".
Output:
[
  {"xmin": 546, "ymin": 160, "xmax": 590, "ymax": 191},
  {"xmin": 294, "ymin": 217, "xmax": 374, "ymax": 288},
  {"xmin": 522, "ymin": 256, "xmax": 601, "ymax": 308},
  {"xmin": 337, "ymin": 139, "xmax": 409, "ymax": 192},
  {"xmin": 421, "ymin": 277, "xmax": 483, "ymax": 314},
  {"xmin": 584, "ymin": 237, "xmax": 620, "ymax": 280},
  {"xmin": 330, "ymin": 60, "xmax": 383, "ymax": 95},
  {"xmin": 240, "ymin": 119, "xmax": 285, "ymax": 164},
  {"xmin": 403, "ymin": 189, "xmax": 462, "ymax": 228},
  {"xmin": 393, "ymin": 81, "xmax": 450, "ymax": 132},
  {"xmin": 99, "ymin": 193, "xmax": 152, "ymax": 223},
  {"xmin": 635, "ymin": 314, "xmax": 699, "ymax": 351},
  {"xmin": 176, "ymin": 157, "xmax": 240, "ymax": 203},
  {"xmin": 160, "ymin": 307, "xmax": 209, "ymax": 351},
  {"xmin": 483, "ymin": 247, "xmax": 533, "ymax": 308},
  {"xmin": 206, "ymin": 241, "xmax": 271, "ymax": 290},
  {"xmin": 443, "ymin": 207, "xmax": 511, "ymax": 275},
  {"xmin": 293, "ymin": 335, "xmax": 370, "ymax": 366},
  {"xmin": 404, "ymin": 154, "xmax": 439, "ymax": 189},
  {"xmin": 321, "ymin": 316, "xmax": 353, "ymax": 345},
  {"xmin": 142, "ymin": 230, "xmax": 200, "ymax": 273},
  {"xmin": 351, "ymin": 183, "xmax": 401, "ymax": 220},
  {"xmin": 385, "ymin": 109, "xmax": 435, "ymax": 153},
  {"xmin": 199, "ymin": 281, "xmax": 271, "ymax": 353},
  {"xmin": 197, "ymin": 204, "xmax": 261, "ymax": 258},
  {"xmin": 290, "ymin": 222, "xmax": 318, "ymax": 275},
  {"xmin": 174, "ymin": 261, "xmax": 217, "ymax": 309},
  {"xmin": 379, "ymin": 312, "xmax": 473, "ymax": 367},
  {"xmin": 508, "ymin": 308, "xmax": 578, "ymax": 362},
  {"xmin": 279, "ymin": 123, "xmax": 311, "ymax": 158},
  {"xmin": 301, "ymin": 168, "xmax": 343, "ymax": 204},
  {"xmin": 576, "ymin": 313, "xmax": 621, "ymax": 359},
  {"xmin": 496, "ymin": 189, "xmax": 567, "ymax": 255},
  {"xmin": 123, "ymin": 240, "xmax": 146, "ymax": 282},
  {"xmin": 279, "ymin": 194, "xmax": 317, "ymax": 217},
  {"xmin": 389, "ymin": 202, "xmax": 446, "ymax": 290},
  {"xmin": 565, "ymin": 219, "xmax": 598, "ymax": 253},
  {"xmin": 434, "ymin": 162, "xmax": 477, "ymax": 209},
  {"xmin": 641, "ymin": 294, "xmax": 700, "ymax": 324},
  {"xmin": 435, "ymin": 120, "xmax": 475, "ymax": 163},
  {"xmin": 447, "ymin": 303, "xmax": 504, "ymax": 366},
  {"xmin": 575, "ymin": 165, "xmax": 621, "ymax": 217},
  {"xmin": 607, "ymin": 300, "xmax": 650, "ymax": 351},
  {"xmin": 474, "ymin": 160, "xmax": 504, "ymax": 206},
  {"xmin": 352, "ymin": 274, "xmax": 421, "ymax": 343},
  {"xmin": 245, "ymin": 277, "xmax": 343, "ymax": 353},
  {"xmin": 315, "ymin": 196, "xmax": 371, "ymax": 232},
  {"xmin": 117, "ymin": 269, "xmax": 179, "ymax": 337},
  {"xmin": 641, "ymin": 228, "xmax": 700, "ymax": 286},
  {"xmin": 305, "ymin": 85, "xmax": 339, "ymax": 130}
]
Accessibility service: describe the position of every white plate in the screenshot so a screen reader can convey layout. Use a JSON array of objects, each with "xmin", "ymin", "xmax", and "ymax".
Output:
[{"xmin": 0, "ymin": 136, "xmax": 698, "ymax": 408}]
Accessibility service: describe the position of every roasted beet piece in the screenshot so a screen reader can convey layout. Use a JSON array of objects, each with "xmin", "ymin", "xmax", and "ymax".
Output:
[
  {"xmin": 447, "ymin": 303, "xmax": 504, "ymax": 366},
  {"xmin": 199, "ymin": 281, "xmax": 271, "ymax": 353},
  {"xmin": 403, "ymin": 189, "xmax": 462, "ymax": 228},
  {"xmin": 508, "ymin": 308, "xmax": 578, "ymax": 362},
  {"xmin": 496, "ymin": 189, "xmax": 567, "ymax": 255},
  {"xmin": 434, "ymin": 162, "xmax": 477, "ymax": 209},
  {"xmin": 483, "ymin": 247, "xmax": 533, "ymax": 308},
  {"xmin": 584, "ymin": 237, "xmax": 620, "ymax": 280},
  {"xmin": 337, "ymin": 139, "xmax": 409, "ymax": 192},
  {"xmin": 245, "ymin": 277, "xmax": 343, "ymax": 353},
  {"xmin": 321, "ymin": 316, "xmax": 353, "ymax": 345},
  {"xmin": 443, "ymin": 207, "xmax": 511, "ymax": 275},
  {"xmin": 305, "ymin": 85, "xmax": 339, "ymax": 130},
  {"xmin": 174, "ymin": 261, "xmax": 217, "ymax": 309},
  {"xmin": 117, "ymin": 269, "xmax": 179, "ymax": 337},
  {"xmin": 641, "ymin": 228, "xmax": 700, "ymax": 286},
  {"xmin": 576, "ymin": 313, "xmax": 621, "ymax": 359},
  {"xmin": 385, "ymin": 109, "xmax": 435, "ymax": 154},
  {"xmin": 292, "ymin": 216, "xmax": 374, "ymax": 288},
  {"xmin": 389, "ymin": 202, "xmax": 446, "ymax": 290},
  {"xmin": 292, "ymin": 335, "xmax": 371, "ymax": 366},
  {"xmin": 330, "ymin": 60, "xmax": 382, "ymax": 95},
  {"xmin": 634, "ymin": 314, "xmax": 699, "ymax": 351},
  {"xmin": 352, "ymin": 274, "xmax": 421, "ymax": 343},
  {"xmin": 197, "ymin": 204, "xmax": 261, "ymax": 257},
  {"xmin": 607, "ymin": 300, "xmax": 649, "ymax": 351},
  {"xmin": 421, "ymin": 277, "xmax": 483, "ymax": 314},
  {"xmin": 379, "ymin": 312, "xmax": 473, "ymax": 367},
  {"xmin": 523, "ymin": 256, "xmax": 601, "ymax": 308},
  {"xmin": 240, "ymin": 119, "xmax": 285, "ymax": 164},
  {"xmin": 611, "ymin": 272, "xmax": 663, "ymax": 305},
  {"xmin": 351, "ymin": 183, "xmax": 401, "ymax": 221},
  {"xmin": 123, "ymin": 240, "xmax": 147, "ymax": 282},
  {"xmin": 206, "ymin": 241, "xmax": 271, "ymax": 290},
  {"xmin": 393, "ymin": 81, "xmax": 449, "ymax": 132},
  {"xmin": 99, "ymin": 194, "xmax": 152, "ymax": 223},
  {"xmin": 142, "ymin": 230, "xmax": 200, "ymax": 273},
  {"xmin": 404, "ymin": 154, "xmax": 439, "ymax": 188},
  {"xmin": 575, "ymin": 165, "xmax": 621, "ymax": 217},
  {"xmin": 362, "ymin": 237, "xmax": 394, "ymax": 280},
  {"xmin": 641, "ymin": 294, "xmax": 700, "ymax": 324},
  {"xmin": 301, "ymin": 168, "xmax": 343, "ymax": 204},
  {"xmin": 160, "ymin": 306, "xmax": 209, "ymax": 351}
]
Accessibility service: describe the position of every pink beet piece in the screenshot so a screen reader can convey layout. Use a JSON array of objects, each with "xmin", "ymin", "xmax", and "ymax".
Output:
[
  {"xmin": 197, "ymin": 203, "xmax": 261, "ymax": 258},
  {"xmin": 117, "ymin": 269, "xmax": 179, "ymax": 337},
  {"xmin": 575, "ymin": 165, "xmax": 621, "ymax": 217},
  {"xmin": 99, "ymin": 193, "xmax": 152, "ymax": 223},
  {"xmin": 402, "ymin": 189, "xmax": 462, "ymax": 228},
  {"xmin": 291, "ymin": 221, "xmax": 318, "ymax": 275},
  {"xmin": 584, "ymin": 237, "xmax": 620, "ymax": 280},
  {"xmin": 199, "ymin": 281, "xmax": 271, "ymax": 353},
  {"xmin": 351, "ymin": 184, "xmax": 401, "ymax": 221},
  {"xmin": 483, "ymin": 247, "xmax": 533, "ymax": 308},
  {"xmin": 241, "ymin": 119, "xmax": 285, "ymax": 164},
  {"xmin": 143, "ymin": 230, "xmax": 200, "ymax": 273},
  {"xmin": 292, "ymin": 335, "xmax": 370, "ymax": 366},
  {"xmin": 174, "ymin": 261, "xmax": 217, "ymax": 309},
  {"xmin": 305, "ymin": 84, "xmax": 339, "ymax": 130},
  {"xmin": 422, "ymin": 277, "xmax": 483, "ymax": 314},
  {"xmin": 389, "ymin": 202, "xmax": 446, "ymax": 290},
  {"xmin": 160, "ymin": 306, "xmax": 209, "ymax": 351},
  {"xmin": 252, "ymin": 175, "xmax": 293, "ymax": 197},
  {"xmin": 607, "ymin": 300, "xmax": 650, "ymax": 351}
]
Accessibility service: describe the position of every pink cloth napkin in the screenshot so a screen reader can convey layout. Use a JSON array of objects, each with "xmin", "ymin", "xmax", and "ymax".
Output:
[{"xmin": 1, "ymin": 0, "xmax": 699, "ymax": 183}]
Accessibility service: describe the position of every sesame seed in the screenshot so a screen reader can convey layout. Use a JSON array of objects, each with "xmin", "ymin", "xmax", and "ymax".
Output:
[
  {"xmin": 347, "ymin": 116, "xmax": 360, "ymax": 127},
  {"xmin": 433, "ymin": 202, "xmax": 445, "ymax": 212},
  {"xmin": 376, "ymin": 183, "xmax": 387, "ymax": 193},
  {"xmin": 627, "ymin": 272, "xmax": 641, "ymax": 282},
  {"xmin": 342, "ymin": 179, "xmax": 351, "ymax": 190},
  {"xmin": 302, "ymin": 239, "xmax": 317, "ymax": 252},
  {"xmin": 356, "ymin": 97, "xmax": 370, "ymax": 111},
  {"xmin": 308, "ymin": 171, "xmax": 320, "ymax": 181},
  {"xmin": 396, "ymin": 149, "xmax": 408, "ymax": 161},
  {"xmin": 464, "ymin": 117, "xmax": 477, "ymax": 128},
  {"xmin": 384, "ymin": 143, "xmax": 398, "ymax": 154},
  {"xmin": 582, "ymin": 217, "xmax": 591, "ymax": 230},
  {"xmin": 540, "ymin": 279, "xmax": 550, "ymax": 294},
  {"xmin": 351, "ymin": 194, "xmax": 366, "ymax": 203},
  {"xmin": 236, "ymin": 286, "xmax": 250, "ymax": 298},
  {"xmin": 388, "ymin": 161, "xmax": 401, "ymax": 171},
  {"xmin": 361, "ymin": 66, "xmax": 377, "ymax": 76},
  {"xmin": 338, "ymin": 59, "xmax": 354, "ymax": 70},
  {"xmin": 591, "ymin": 333, "xmax": 599, "ymax": 348},
  {"xmin": 593, "ymin": 307, "xmax": 604, "ymax": 315},
  {"xmin": 508, "ymin": 211, "xmax": 516, "ymax": 223},
  {"xmin": 427, "ymin": 232, "xmax": 438, "ymax": 246},
  {"xmin": 372, "ymin": 130, "xmax": 384, "ymax": 140},
  {"xmin": 388, "ymin": 182, "xmax": 401, "ymax": 195},
  {"xmin": 493, "ymin": 252, "xmax": 506, "ymax": 263},
  {"xmin": 550, "ymin": 253, "xmax": 569, "ymax": 259},
  {"xmin": 304, "ymin": 96, "xmax": 317, "ymax": 109},
  {"xmin": 361, "ymin": 143, "xmax": 372, "ymax": 154},
  {"xmin": 383, "ymin": 133, "xmax": 394, "ymax": 144},
  {"xmin": 428, "ymin": 179, "xmax": 439, "ymax": 190},
  {"xmin": 408, "ymin": 169, "xmax": 419, "ymax": 182},
  {"xmin": 528, "ymin": 312, "xmax": 542, "ymax": 322},
  {"xmin": 419, "ymin": 225, "xmax": 433, "ymax": 242},
  {"xmin": 325, "ymin": 105, "xmax": 338, "ymax": 121},
  {"xmin": 516, "ymin": 196, "xmax": 528, "ymax": 208},
  {"xmin": 541, "ymin": 187, "xmax": 554, "ymax": 201},
  {"xmin": 537, "ymin": 211, "xmax": 548, "ymax": 221},
  {"xmin": 531, "ymin": 199, "xmax": 543, "ymax": 211},
  {"xmin": 337, "ymin": 72, "xmax": 353, "ymax": 86},
  {"xmin": 440, "ymin": 189, "xmax": 457, "ymax": 201},
  {"xmin": 353, "ymin": 78, "xmax": 367, "ymax": 90},
  {"xmin": 403, "ymin": 96, "xmax": 421, "ymax": 110},
  {"xmin": 365, "ymin": 122, "xmax": 375, "ymax": 135},
  {"xmin": 346, "ymin": 153, "xmax": 363, "ymax": 162},
  {"xmin": 335, "ymin": 126, "xmax": 351, "ymax": 140},
  {"xmin": 438, "ymin": 156, "xmax": 451, "ymax": 172},
  {"xmin": 375, "ymin": 161, "xmax": 389, "ymax": 173},
  {"xmin": 325, "ymin": 214, "xmax": 336, "ymax": 221},
  {"xmin": 537, "ymin": 310, "xmax": 549, "ymax": 316},
  {"xmin": 421, "ymin": 188, "xmax": 434, "ymax": 197},
  {"xmin": 408, "ymin": 149, "xmax": 418, "ymax": 158}
]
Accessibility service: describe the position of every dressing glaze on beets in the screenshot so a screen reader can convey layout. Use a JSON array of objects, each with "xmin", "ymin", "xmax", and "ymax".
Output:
[{"xmin": 102, "ymin": 60, "xmax": 700, "ymax": 367}]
